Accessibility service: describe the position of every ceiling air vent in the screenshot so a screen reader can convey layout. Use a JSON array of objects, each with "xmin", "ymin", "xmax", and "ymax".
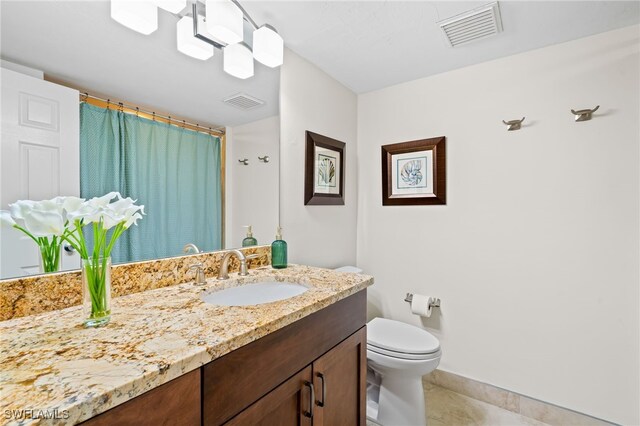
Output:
[
  {"xmin": 438, "ymin": 2, "xmax": 503, "ymax": 48},
  {"xmin": 223, "ymin": 93, "xmax": 265, "ymax": 110}
]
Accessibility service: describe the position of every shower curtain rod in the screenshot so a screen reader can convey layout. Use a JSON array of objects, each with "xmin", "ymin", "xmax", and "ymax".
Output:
[{"xmin": 80, "ymin": 93, "xmax": 225, "ymax": 136}]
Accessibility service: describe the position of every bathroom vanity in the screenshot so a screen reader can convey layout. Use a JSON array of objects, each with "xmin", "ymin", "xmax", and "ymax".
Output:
[{"xmin": 0, "ymin": 265, "xmax": 372, "ymax": 426}]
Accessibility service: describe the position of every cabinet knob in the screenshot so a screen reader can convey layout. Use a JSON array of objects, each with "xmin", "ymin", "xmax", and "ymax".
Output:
[
  {"xmin": 303, "ymin": 381, "xmax": 314, "ymax": 418},
  {"xmin": 315, "ymin": 373, "xmax": 326, "ymax": 407}
]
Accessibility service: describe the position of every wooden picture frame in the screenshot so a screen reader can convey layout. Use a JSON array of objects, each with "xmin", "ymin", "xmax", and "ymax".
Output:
[
  {"xmin": 381, "ymin": 136, "xmax": 446, "ymax": 205},
  {"xmin": 304, "ymin": 131, "xmax": 345, "ymax": 205}
]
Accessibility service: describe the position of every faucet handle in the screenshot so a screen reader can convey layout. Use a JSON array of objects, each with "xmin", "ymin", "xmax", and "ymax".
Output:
[{"xmin": 188, "ymin": 263, "xmax": 206, "ymax": 285}]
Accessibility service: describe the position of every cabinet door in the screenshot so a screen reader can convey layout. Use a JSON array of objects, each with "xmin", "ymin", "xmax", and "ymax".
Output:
[
  {"xmin": 312, "ymin": 327, "xmax": 367, "ymax": 426},
  {"xmin": 226, "ymin": 366, "xmax": 314, "ymax": 426}
]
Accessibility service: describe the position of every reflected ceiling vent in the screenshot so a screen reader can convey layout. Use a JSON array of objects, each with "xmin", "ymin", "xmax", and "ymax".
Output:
[
  {"xmin": 438, "ymin": 2, "xmax": 503, "ymax": 47},
  {"xmin": 223, "ymin": 93, "xmax": 265, "ymax": 110}
]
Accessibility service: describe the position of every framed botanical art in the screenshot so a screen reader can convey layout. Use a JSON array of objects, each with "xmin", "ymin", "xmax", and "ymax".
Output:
[
  {"xmin": 381, "ymin": 136, "xmax": 446, "ymax": 205},
  {"xmin": 305, "ymin": 131, "xmax": 345, "ymax": 205}
]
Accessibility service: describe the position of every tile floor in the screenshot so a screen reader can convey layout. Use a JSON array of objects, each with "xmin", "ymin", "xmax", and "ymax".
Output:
[{"xmin": 366, "ymin": 381, "xmax": 550, "ymax": 426}]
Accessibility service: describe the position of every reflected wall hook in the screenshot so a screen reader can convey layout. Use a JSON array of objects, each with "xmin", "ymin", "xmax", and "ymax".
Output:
[
  {"xmin": 238, "ymin": 158, "xmax": 249, "ymax": 165},
  {"xmin": 571, "ymin": 105, "xmax": 599, "ymax": 122},
  {"xmin": 502, "ymin": 117, "xmax": 525, "ymax": 131},
  {"xmin": 258, "ymin": 155, "xmax": 270, "ymax": 163}
]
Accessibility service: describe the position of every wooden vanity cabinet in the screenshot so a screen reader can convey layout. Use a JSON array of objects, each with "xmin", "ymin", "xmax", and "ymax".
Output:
[
  {"xmin": 311, "ymin": 327, "xmax": 367, "ymax": 425},
  {"xmin": 226, "ymin": 327, "xmax": 367, "ymax": 426},
  {"xmin": 81, "ymin": 369, "xmax": 201, "ymax": 426},
  {"xmin": 80, "ymin": 290, "xmax": 367, "ymax": 426},
  {"xmin": 203, "ymin": 290, "xmax": 367, "ymax": 426}
]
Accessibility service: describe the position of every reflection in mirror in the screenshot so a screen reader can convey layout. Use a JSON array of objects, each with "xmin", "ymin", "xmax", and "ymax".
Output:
[{"xmin": 0, "ymin": 0, "xmax": 280, "ymax": 279}]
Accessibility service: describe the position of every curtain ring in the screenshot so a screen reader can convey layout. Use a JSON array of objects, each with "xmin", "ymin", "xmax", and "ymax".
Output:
[
  {"xmin": 152, "ymin": 112, "xmax": 156, "ymax": 121},
  {"xmin": 81, "ymin": 92, "xmax": 88, "ymax": 102},
  {"xmin": 106, "ymin": 99, "xmax": 110, "ymax": 110},
  {"xmin": 118, "ymin": 102, "xmax": 124, "ymax": 113},
  {"xmin": 135, "ymin": 107, "xmax": 139, "ymax": 117},
  {"xmin": 182, "ymin": 120, "xmax": 186, "ymax": 128}
]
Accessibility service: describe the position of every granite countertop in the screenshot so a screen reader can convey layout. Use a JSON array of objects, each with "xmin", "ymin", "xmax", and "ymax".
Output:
[{"xmin": 0, "ymin": 265, "xmax": 373, "ymax": 426}]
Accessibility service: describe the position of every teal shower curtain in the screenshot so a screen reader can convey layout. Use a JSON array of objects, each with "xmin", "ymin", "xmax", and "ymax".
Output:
[{"xmin": 79, "ymin": 103, "xmax": 222, "ymax": 263}]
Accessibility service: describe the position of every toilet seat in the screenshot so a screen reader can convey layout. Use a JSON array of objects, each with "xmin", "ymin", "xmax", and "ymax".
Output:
[
  {"xmin": 367, "ymin": 318, "xmax": 440, "ymax": 359},
  {"xmin": 367, "ymin": 343, "xmax": 441, "ymax": 361}
]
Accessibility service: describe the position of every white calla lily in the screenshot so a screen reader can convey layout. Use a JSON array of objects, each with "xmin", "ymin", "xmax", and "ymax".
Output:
[
  {"xmin": 9, "ymin": 200, "xmax": 36, "ymax": 220},
  {"xmin": 61, "ymin": 196, "xmax": 85, "ymax": 214},
  {"xmin": 66, "ymin": 203, "xmax": 101, "ymax": 225},
  {"xmin": 0, "ymin": 210, "xmax": 16, "ymax": 227},
  {"xmin": 23, "ymin": 209, "xmax": 65, "ymax": 237},
  {"xmin": 100, "ymin": 208, "xmax": 126, "ymax": 230},
  {"xmin": 124, "ymin": 212, "xmax": 144, "ymax": 228},
  {"xmin": 88, "ymin": 192, "xmax": 119, "ymax": 208}
]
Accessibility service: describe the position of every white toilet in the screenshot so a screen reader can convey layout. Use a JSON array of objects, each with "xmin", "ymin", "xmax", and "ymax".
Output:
[
  {"xmin": 366, "ymin": 317, "xmax": 441, "ymax": 425},
  {"xmin": 333, "ymin": 266, "xmax": 442, "ymax": 426}
]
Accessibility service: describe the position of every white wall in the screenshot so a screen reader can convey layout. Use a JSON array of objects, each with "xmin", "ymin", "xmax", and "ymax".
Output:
[
  {"xmin": 280, "ymin": 49, "xmax": 358, "ymax": 267},
  {"xmin": 357, "ymin": 25, "xmax": 639, "ymax": 425},
  {"xmin": 226, "ymin": 116, "xmax": 280, "ymax": 248}
]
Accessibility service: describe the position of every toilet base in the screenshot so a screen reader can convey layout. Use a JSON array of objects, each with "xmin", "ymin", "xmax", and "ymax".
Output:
[{"xmin": 369, "ymin": 374, "xmax": 426, "ymax": 426}]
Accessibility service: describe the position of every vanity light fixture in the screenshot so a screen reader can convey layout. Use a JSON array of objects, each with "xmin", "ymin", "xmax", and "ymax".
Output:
[
  {"xmin": 253, "ymin": 24, "xmax": 284, "ymax": 68},
  {"xmin": 110, "ymin": 0, "xmax": 284, "ymax": 80},
  {"xmin": 153, "ymin": 0, "xmax": 187, "ymax": 14},
  {"xmin": 177, "ymin": 16, "xmax": 214, "ymax": 60},
  {"xmin": 205, "ymin": 0, "xmax": 244, "ymax": 45},
  {"xmin": 110, "ymin": 0, "xmax": 158, "ymax": 35},
  {"xmin": 224, "ymin": 42, "xmax": 254, "ymax": 79}
]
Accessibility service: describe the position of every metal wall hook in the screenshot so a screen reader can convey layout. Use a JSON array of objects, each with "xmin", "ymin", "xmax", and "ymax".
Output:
[
  {"xmin": 571, "ymin": 105, "xmax": 599, "ymax": 122},
  {"xmin": 238, "ymin": 158, "xmax": 249, "ymax": 165},
  {"xmin": 258, "ymin": 155, "xmax": 270, "ymax": 163},
  {"xmin": 502, "ymin": 117, "xmax": 525, "ymax": 131}
]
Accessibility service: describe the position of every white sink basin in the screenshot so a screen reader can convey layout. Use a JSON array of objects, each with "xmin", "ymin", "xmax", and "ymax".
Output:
[{"xmin": 201, "ymin": 281, "xmax": 309, "ymax": 306}]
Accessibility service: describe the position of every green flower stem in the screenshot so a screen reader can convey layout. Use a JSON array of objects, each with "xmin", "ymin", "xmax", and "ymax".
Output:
[
  {"xmin": 83, "ymin": 256, "xmax": 110, "ymax": 317},
  {"xmin": 11, "ymin": 225, "xmax": 61, "ymax": 273},
  {"xmin": 62, "ymin": 217, "xmax": 132, "ymax": 320}
]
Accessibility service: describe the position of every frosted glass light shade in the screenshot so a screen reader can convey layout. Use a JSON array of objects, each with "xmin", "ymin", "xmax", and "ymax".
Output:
[
  {"xmin": 224, "ymin": 43, "xmax": 254, "ymax": 79},
  {"xmin": 205, "ymin": 0, "xmax": 244, "ymax": 45},
  {"xmin": 153, "ymin": 0, "xmax": 186, "ymax": 13},
  {"xmin": 111, "ymin": 0, "xmax": 158, "ymax": 35},
  {"xmin": 253, "ymin": 25, "xmax": 283, "ymax": 68},
  {"xmin": 177, "ymin": 16, "xmax": 214, "ymax": 60}
]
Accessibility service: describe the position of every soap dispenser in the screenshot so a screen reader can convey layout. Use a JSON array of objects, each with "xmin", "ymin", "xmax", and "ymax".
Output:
[
  {"xmin": 242, "ymin": 225, "xmax": 257, "ymax": 247},
  {"xmin": 271, "ymin": 226, "xmax": 287, "ymax": 269}
]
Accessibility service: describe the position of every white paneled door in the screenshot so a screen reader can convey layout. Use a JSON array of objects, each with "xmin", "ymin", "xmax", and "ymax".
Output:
[{"xmin": 0, "ymin": 67, "xmax": 80, "ymax": 279}]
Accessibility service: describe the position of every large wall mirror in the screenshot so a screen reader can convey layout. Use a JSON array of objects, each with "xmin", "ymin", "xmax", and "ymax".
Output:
[{"xmin": 0, "ymin": 1, "xmax": 280, "ymax": 279}]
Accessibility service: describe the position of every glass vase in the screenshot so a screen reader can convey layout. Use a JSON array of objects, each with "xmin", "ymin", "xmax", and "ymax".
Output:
[
  {"xmin": 39, "ymin": 244, "xmax": 61, "ymax": 274},
  {"xmin": 82, "ymin": 257, "xmax": 112, "ymax": 327}
]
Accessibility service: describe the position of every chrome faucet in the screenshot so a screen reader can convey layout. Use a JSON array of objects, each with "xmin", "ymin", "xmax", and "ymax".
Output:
[
  {"xmin": 183, "ymin": 243, "xmax": 201, "ymax": 254},
  {"xmin": 188, "ymin": 263, "xmax": 206, "ymax": 285},
  {"xmin": 218, "ymin": 250, "xmax": 250, "ymax": 280}
]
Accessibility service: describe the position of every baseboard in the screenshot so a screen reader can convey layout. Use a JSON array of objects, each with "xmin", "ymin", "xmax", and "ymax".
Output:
[{"xmin": 424, "ymin": 370, "xmax": 617, "ymax": 426}]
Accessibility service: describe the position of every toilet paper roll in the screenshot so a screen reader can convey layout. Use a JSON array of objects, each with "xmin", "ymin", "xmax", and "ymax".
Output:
[{"xmin": 410, "ymin": 294, "xmax": 434, "ymax": 317}]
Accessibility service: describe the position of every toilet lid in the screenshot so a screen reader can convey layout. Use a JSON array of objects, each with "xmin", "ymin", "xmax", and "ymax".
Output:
[{"xmin": 367, "ymin": 318, "xmax": 440, "ymax": 355}]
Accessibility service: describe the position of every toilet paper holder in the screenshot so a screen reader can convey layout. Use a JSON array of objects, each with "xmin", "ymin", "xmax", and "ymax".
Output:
[{"xmin": 404, "ymin": 293, "xmax": 441, "ymax": 308}]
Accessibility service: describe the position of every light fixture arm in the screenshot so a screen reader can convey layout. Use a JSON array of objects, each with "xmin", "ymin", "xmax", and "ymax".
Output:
[
  {"xmin": 229, "ymin": 0, "xmax": 259, "ymax": 30},
  {"xmin": 192, "ymin": 2, "xmax": 225, "ymax": 49},
  {"xmin": 191, "ymin": 1, "xmax": 272, "ymax": 49}
]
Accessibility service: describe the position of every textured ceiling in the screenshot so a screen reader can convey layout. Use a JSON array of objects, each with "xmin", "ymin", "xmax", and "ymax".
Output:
[
  {"xmin": 2, "ymin": 0, "xmax": 638, "ymax": 128},
  {"xmin": 245, "ymin": 1, "xmax": 640, "ymax": 94}
]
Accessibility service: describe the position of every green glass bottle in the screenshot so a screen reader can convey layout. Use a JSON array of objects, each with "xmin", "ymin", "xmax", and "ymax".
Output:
[
  {"xmin": 271, "ymin": 226, "xmax": 287, "ymax": 269},
  {"xmin": 242, "ymin": 225, "xmax": 257, "ymax": 247}
]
